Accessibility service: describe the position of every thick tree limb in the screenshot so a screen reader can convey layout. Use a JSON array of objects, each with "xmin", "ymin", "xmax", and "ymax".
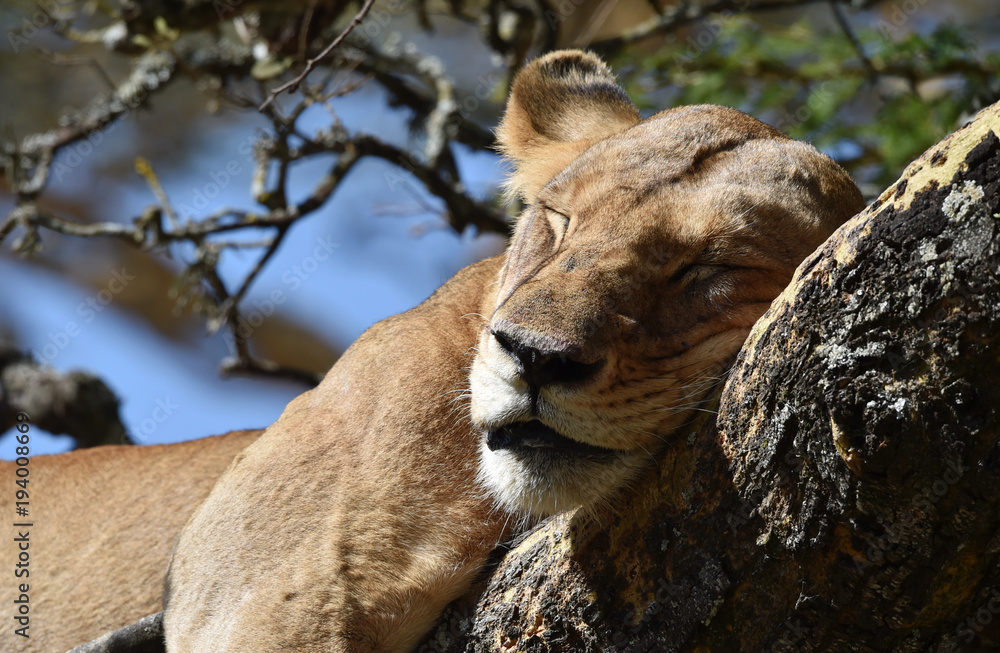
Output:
[
  {"xmin": 426, "ymin": 101, "xmax": 1000, "ymax": 652},
  {"xmin": 590, "ymin": 0, "xmax": 877, "ymax": 54},
  {"xmin": 66, "ymin": 613, "xmax": 163, "ymax": 653},
  {"xmin": 0, "ymin": 344, "xmax": 129, "ymax": 448}
]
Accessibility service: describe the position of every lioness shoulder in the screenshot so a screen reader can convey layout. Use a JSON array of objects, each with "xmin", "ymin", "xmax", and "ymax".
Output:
[{"xmin": 164, "ymin": 50, "xmax": 863, "ymax": 652}]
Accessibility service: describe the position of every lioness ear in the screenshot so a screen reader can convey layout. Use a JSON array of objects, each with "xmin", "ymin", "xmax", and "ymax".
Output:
[{"xmin": 498, "ymin": 49, "xmax": 641, "ymax": 203}]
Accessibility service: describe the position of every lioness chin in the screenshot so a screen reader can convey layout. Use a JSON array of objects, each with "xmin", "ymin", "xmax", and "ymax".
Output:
[{"xmin": 164, "ymin": 49, "xmax": 863, "ymax": 652}]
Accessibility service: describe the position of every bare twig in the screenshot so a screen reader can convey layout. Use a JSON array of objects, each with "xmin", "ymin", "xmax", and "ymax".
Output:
[
  {"xmin": 259, "ymin": 0, "xmax": 378, "ymax": 112},
  {"xmin": 350, "ymin": 43, "xmax": 498, "ymax": 154},
  {"xmin": 830, "ymin": 1, "xmax": 877, "ymax": 79},
  {"xmin": 0, "ymin": 50, "xmax": 177, "ymax": 197},
  {"xmin": 298, "ymin": 0, "xmax": 320, "ymax": 64},
  {"xmin": 226, "ymin": 226, "xmax": 290, "ymax": 318},
  {"xmin": 1, "ymin": 6, "xmax": 511, "ymax": 388}
]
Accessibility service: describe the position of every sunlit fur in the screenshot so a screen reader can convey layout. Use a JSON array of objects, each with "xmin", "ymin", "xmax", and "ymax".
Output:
[
  {"xmin": 471, "ymin": 50, "xmax": 865, "ymax": 517},
  {"xmin": 164, "ymin": 50, "xmax": 864, "ymax": 653},
  {"xmin": 0, "ymin": 430, "xmax": 261, "ymax": 653}
]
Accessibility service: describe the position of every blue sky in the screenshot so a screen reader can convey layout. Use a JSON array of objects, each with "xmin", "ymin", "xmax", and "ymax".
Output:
[{"xmin": 0, "ymin": 72, "xmax": 508, "ymax": 459}]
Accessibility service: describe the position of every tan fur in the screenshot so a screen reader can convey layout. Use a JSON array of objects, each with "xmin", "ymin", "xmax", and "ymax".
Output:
[
  {"xmin": 0, "ymin": 429, "xmax": 261, "ymax": 653},
  {"xmin": 165, "ymin": 260, "xmax": 510, "ymax": 653},
  {"xmin": 473, "ymin": 51, "xmax": 865, "ymax": 516},
  {"xmin": 164, "ymin": 50, "xmax": 864, "ymax": 652}
]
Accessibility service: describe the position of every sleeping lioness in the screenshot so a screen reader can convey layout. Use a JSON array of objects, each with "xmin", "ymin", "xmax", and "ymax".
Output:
[{"xmin": 164, "ymin": 50, "xmax": 864, "ymax": 651}]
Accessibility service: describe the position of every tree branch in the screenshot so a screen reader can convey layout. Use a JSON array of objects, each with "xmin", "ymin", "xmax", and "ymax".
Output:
[
  {"xmin": 0, "ymin": 49, "xmax": 177, "ymax": 198},
  {"xmin": 0, "ymin": 344, "xmax": 129, "ymax": 448},
  {"xmin": 259, "ymin": 0, "xmax": 378, "ymax": 112},
  {"xmin": 591, "ymin": 0, "xmax": 872, "ymax": 54}
]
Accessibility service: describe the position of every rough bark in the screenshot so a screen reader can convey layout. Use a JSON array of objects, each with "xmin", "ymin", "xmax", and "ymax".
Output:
[
  {"xmin": 0, "ymin": 344, "xmax": 128, "ymax": 448},
  {"xmin": 72, "ymin": 104, "xmax": 999, "ymax": 653},
  {"xmin": 424, "ymin": 101, "xmax": 1000, "ymax": 652},
  {"xmin": 66, "ymin": 613, "xmax": 164, "ymax": 653}
]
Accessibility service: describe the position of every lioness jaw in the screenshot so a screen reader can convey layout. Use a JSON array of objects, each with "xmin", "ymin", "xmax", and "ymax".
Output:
[
  {"xmin": 163, "ymin": 50, "xmax": 864, "ymax": 651},
  {"xmin": 470, "ymin": 50, "xmax": 865, "ymax": 517}
]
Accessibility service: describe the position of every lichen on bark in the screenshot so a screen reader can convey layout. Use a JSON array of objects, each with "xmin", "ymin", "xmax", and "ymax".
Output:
[{"xmin": 427, "ymin": 101, "xmax": 1000, "ymax": 652}]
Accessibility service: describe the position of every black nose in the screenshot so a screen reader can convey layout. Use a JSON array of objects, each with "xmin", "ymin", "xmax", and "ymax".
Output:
[{"xmin": 491, "ymin": 329, "xmax": 602, "ymax": 388}]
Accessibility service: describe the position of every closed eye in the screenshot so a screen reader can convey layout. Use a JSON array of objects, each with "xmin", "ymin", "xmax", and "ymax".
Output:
[
  {"xmin": 545, "ymin": 208, "xmax": 571, "ymax": 249},
  {"xmin": 671, "ymin": 263, "xmax": 736, "ymax": 286}
]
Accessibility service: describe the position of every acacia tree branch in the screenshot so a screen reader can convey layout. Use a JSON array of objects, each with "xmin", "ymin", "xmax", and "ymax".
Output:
[
  {"xmin": 0, "ymin": 50, "xmax": 177, "ymax": 198},
  {"xmin": 0, "ymin": 344, "xmax": 129, "ymax": 448},
  {"xmin": 590, "ymin": 0, "xmax": 874, "ymax": 53},
  {"xmin": 0, "ymin": 122, "xmax": 502, "ymax": 386},
  {"xmin": 259, "ymin": 0, "xmax": 378, "ymax": 112},
  {"xmin": 350, "ymin": 45, "xmax": 497, "ymax": 153},
  {"xmin": 1, "ymin": 1, "xmax": 511, "ymax": 389}
]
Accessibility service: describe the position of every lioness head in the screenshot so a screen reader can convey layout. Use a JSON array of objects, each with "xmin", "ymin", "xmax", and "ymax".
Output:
[{"xmin": 470, "ymin": 50, "xmax": 864, "ymax": 517}]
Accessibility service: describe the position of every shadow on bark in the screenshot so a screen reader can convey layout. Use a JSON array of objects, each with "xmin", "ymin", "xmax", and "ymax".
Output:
[
  {"xmin": 424, "ymin": 102, "xmax": 1000, "ymax": 653},
  {"xmin": 76, "ymin": 102, "xmax": 1000, "ymax": 653}
]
